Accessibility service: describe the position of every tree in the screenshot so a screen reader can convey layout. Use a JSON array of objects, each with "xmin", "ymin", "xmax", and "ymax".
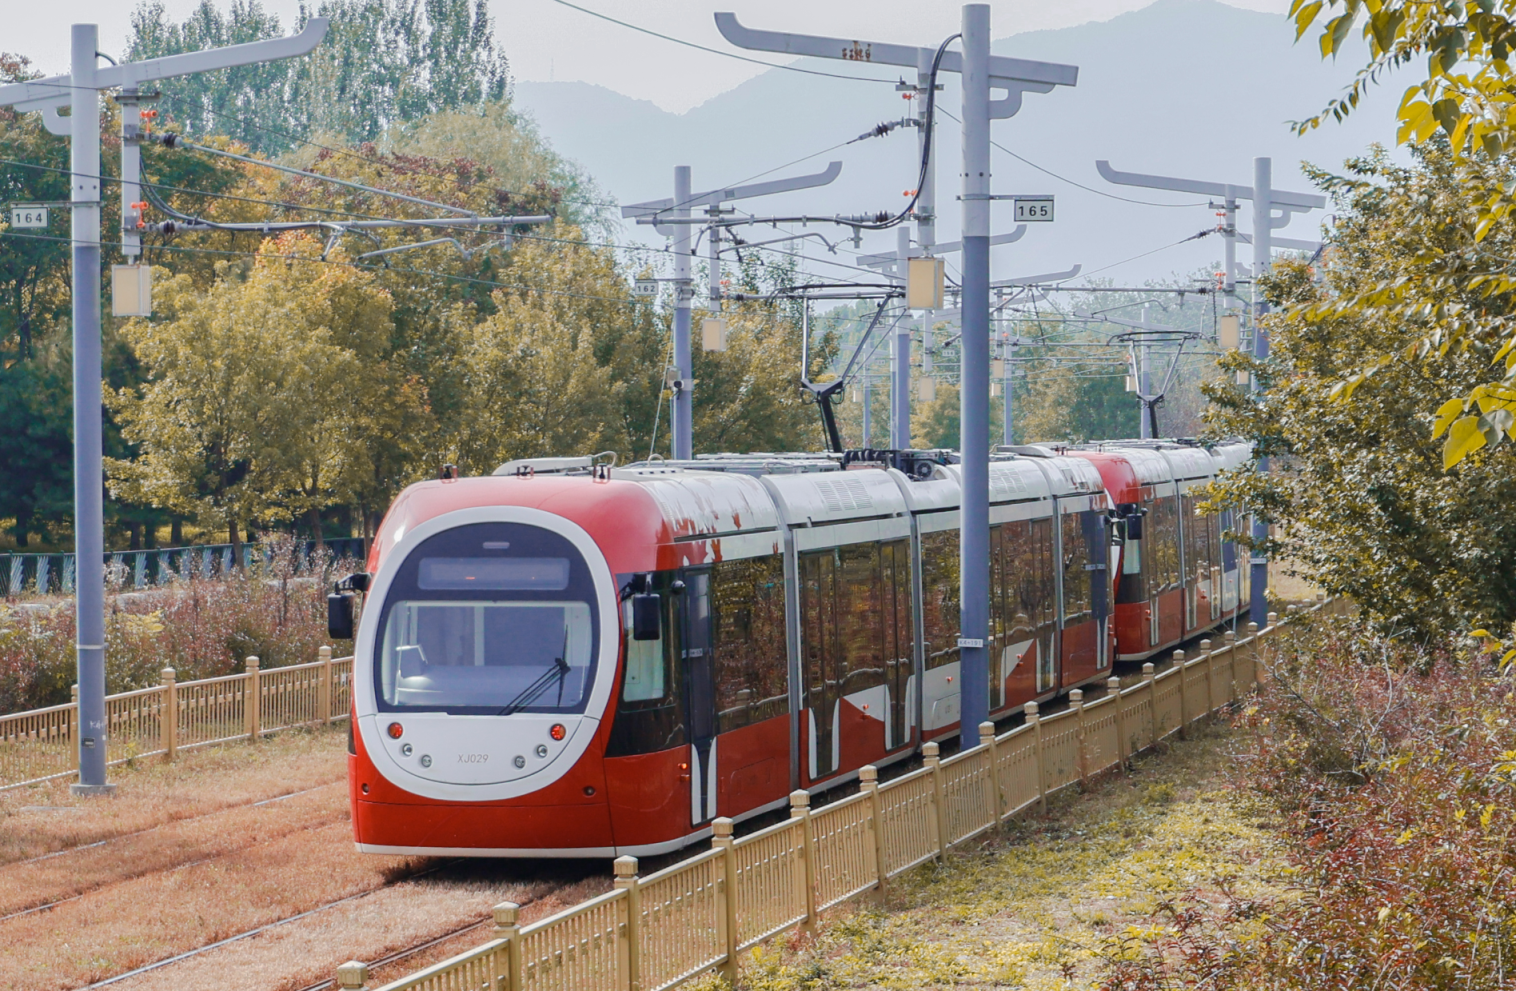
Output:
[
  {"xmin": 1203, "ymin": 146, "xmax": 1516, "ymax": 639},
  {"xmin": 1291, "ymin": 0, "xmax": 1516, "ymax": 469},
  {"xmin": 125, "ymin": 0, "xmax": 509, "ymax": 155},
  {"xmin": 106, "ymin": 234, "xmax": 411, "ymax": 554}
]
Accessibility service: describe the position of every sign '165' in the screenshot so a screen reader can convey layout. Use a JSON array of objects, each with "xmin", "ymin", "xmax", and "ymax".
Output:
[{"xmin": 1014, "ymin": 198, "xmax": 1054, "ymax": 222}]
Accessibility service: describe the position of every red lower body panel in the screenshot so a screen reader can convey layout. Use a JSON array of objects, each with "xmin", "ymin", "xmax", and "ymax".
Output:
[{"xmin": 353, "ymin": 793, "xmax": 615, "ymax": 851}]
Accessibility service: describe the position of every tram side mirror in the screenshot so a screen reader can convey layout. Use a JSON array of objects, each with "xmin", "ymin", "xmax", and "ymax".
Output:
[
  {"xmin": 328, "ymin": 592, "xmax": 355, "ymax": 640},
  {"xmin": 631, "ymin": 593, "xmax": 662, "ymax": 641},
  {"xmin": 1124, "ymin": 514, "xmax": 1144, "ymax": 540}
]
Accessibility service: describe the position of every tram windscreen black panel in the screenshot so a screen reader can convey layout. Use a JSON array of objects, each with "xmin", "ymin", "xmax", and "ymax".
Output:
[{"xmin": 373, "ymin": 522, "xmax": 600, "ymax": 714}]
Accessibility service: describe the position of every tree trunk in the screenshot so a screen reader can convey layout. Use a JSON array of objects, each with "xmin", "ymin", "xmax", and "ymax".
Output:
[
  {"xmin": 170, "ymin": 518, "xmax": 183, "ymax": 545},
  {"xmin": 229, "ymin": 516, "xmax": 243, "ymax": 570},
  {"xmin": 127, "ymin": 521, "xmax": 142, "ymax": 550},
  {"xmin": 308, "ymin": 505, "xmax": 325, "ymax": 551}
]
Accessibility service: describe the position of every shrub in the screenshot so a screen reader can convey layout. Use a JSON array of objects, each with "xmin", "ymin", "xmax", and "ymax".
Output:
[
  {"xmin": 0, "ymin": 539, "xmax": 355, "ymax": 714},
  {"xmin": 1097, "ymin": 618, "xmax": 1516, "ymax": 990}
]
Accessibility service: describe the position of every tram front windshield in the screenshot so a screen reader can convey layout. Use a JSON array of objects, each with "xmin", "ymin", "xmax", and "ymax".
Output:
[{"xmin": 374, "ymin": 524, "xmax": 599, "ymax": 714}]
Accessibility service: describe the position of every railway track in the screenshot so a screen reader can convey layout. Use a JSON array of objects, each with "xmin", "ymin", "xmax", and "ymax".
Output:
[{"xmin": 11, "ymin": 782, "xmax": 335, "ymax": 868}]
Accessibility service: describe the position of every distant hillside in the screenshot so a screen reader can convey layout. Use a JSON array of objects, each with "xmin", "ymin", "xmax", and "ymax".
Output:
[{"xmin": 513, "ymin": 0, "xmax": 1397, "ymax": 286}]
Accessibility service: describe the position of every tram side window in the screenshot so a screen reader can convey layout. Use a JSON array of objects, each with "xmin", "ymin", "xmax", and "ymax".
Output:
[
  {"xmin": 1181, "ymin": 493, "xmax": 1211, "ymax": 581},
  {"xmin": 711, "ymin": 555, "xmax": 788, "ymax": 734},
  {"xmin": 1147, "ymin": 495, "xmax": 1180, "ymax": 591},
  {"xmin": 920, "ymin": 528, "xmax": 960, "ymax": 670},
  {"xmin": 1061, "ymin": 513, "xmax": 1092, "ymax": 624}
]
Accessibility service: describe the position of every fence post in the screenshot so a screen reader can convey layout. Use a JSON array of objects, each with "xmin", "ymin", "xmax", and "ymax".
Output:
[
  {"xmin": 789, "ymin": 790, "xmax": 818, "ymax": 933},
  {"xmin": 335, "ymin": 961, "xmax": 368, "ymax": 991},
  {"xmin": 319, "ymin": 645, "xmax": 333, "ymax": 726},
  {"xmin": 1223, "ymin": 630, "xmax": 1238, "ymax": 700},
  {"xmin": 1142, "ymin": 663, "xmax": 1156, "ymax": 748},
  {"xmin": 161, "ymin": 668, "xmax": 177, "ymax": 761},
  {"xmin": 1108, "ymin": 676, "xmax": 1125, "ymax": 768},
  {"xmin": 613, "ymin": 856, "xmax": 642, "ymax": 991},
  {"xmin": 924, "ymin": 741, "xmax": 948, "ymax": 857},
  {"xmin": 245, "ymin": 656, "xmax": 261, "ymax": 741},
  {"xmin": 711, "ymin": 820, "xmax": 739, "ymax": 983},
  {"xmin": 978, "ymin": 721, "xmax": 1000, "ymax": 825},
  {"xmin": 70, "ymin": 683, "xmax": 80, "ymax": 774},
  {"xmin": 860, "ymin": 765, "xmax": 887, "ymax": 900},
  {"xmin": 1200, "ymin": 638, "xmax": 1214, "ymax": 720},
  {"xmin": 1024, "ymin": 702, "xmax": 1045, "ymax": 814},
  {"xmin": 1247, "ymin": 621, "xmax": 1263, "ymax": 686},
  {"xmin": 1173, "ymin": 650, "xmax": 1188, "ymax": 739},
  {"xmin": 1070, "ymin": 689, "xmax": 1087, "ymax": 788},
  {"xmin": 493, "ymin": 901, "xmax": 522, "ymax": 991}
]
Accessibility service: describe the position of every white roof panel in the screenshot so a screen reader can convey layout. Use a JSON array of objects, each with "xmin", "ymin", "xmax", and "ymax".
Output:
[
  {"xmin": 627, "ymin": 469, "xmax": 779, "ymax": 538},
  {"xmin": 760, "ymin": 466, "xmax": 908, "ymax": 526}
]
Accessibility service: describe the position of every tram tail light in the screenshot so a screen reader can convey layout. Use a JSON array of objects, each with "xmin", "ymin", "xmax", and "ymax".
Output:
[
  {"xmin": 550, "ymin": 723, "xmax": 566, "ymax": 741},
  {"xmin": 387, "ymin": 722, "xmax": 404, "ymax": 739}
]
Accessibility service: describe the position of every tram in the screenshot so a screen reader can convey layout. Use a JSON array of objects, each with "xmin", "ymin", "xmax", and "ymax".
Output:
[{"xmin": 333, "ymin": 441, "xmax": 1250, "ymax": 857}]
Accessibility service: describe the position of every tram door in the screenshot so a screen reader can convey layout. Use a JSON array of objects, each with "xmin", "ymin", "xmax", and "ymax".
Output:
[{"xmin": 680, "ymin": 569, "xmax": 717, "ymax": 825}]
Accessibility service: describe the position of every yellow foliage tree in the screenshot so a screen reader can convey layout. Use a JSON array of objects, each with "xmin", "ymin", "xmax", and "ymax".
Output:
[{"xmin": 107, "ymin": 233, "xmax": 421, "ymax": 551}]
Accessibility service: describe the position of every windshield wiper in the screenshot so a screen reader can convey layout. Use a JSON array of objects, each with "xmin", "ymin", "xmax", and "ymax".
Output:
[{"xmin": 497, "ymin": 656, "xmax": 570, "ymax": 715}]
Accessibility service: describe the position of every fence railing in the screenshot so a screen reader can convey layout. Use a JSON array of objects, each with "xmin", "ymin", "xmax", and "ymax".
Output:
[
  {"xmin": 333, "ymin": 597, "xmax": 1351, "ymax": 991},
  {"xmin": 0, "ymin": 648, "xmax": 354, "ymax": 790},
  {"xmin": 0, "ymin": 537, "xmax": 367, "ymax": 597}
]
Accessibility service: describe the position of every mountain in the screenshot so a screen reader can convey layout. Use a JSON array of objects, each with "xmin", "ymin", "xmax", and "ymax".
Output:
[{"xmin": 513, "ymin": 0, "xmax": 1398, "ymax": 286}]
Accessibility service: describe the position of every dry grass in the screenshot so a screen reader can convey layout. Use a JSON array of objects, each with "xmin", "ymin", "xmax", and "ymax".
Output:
[
  {"xmin": 108, "ymin": 868, "xmax": 612, "ymax": 991},
  {"xmin": 0, "ymin": 722, "xmax": 614, "ymax": 991},
  {"xmin": 725, "ymin": 723, "xmax": 1287, "ymax": 991},
  {"xmin": 0, "ymin": 819, "xmax": 422, "ymax": 990},
  {"xmin": 0, "ymin": 723, "xmax": 348, "ymax": 865}
]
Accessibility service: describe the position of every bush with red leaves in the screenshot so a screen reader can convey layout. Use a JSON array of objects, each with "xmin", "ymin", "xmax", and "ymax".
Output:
[
  {"xmin": 1097, "ymin": 612, "xmax": 1516, "ymax": 990},
  {"xmin": 0, "ymin": 539, "xmax": 355, "ymax": 715}
]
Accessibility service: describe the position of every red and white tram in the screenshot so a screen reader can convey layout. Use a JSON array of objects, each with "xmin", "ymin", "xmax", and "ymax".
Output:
[{"xmin": 336, "ymin": 441, "xmax": 1250, "ymax": 858}]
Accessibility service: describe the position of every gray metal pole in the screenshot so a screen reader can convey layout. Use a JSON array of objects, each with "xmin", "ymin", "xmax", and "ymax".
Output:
[
  {"xmin": 119, "ymin": 90, "xmax": 141, "ymax": 261},
  {"xmin": 1223, "ymin": 198, "xmax": 1237, "ymax": 303},
  {"xmin": 1002, "ymin": 336, "xmax": 1014, "ymax": 445},
  {"xmin": 892, "ymin": 226, "xmax": 911, "ymax": 448},
  {"xmin": 1139, "ymin": 305, "xmax": 1153, "ymax": 440},
  {"xmin": 958, "ymin": 3, "xmax": 991, "ymax": 736},
  {"xmin": 672, "ymin": 166, "xmax": 693, "ymax": 460},
  {"xmin": 862, "ymin": 374, "xmax": 872, "ymax": 448},
  {"xmin": 70, "ymin": 24, "xmax": 110, "ymax": 796},
  {"xmin": 914, "ymin": 49, "xmax": 938, "ymax": 424},
  {"xmin": 1249, "ymin": 157, "xmax": 1272, "ymax": 625}
]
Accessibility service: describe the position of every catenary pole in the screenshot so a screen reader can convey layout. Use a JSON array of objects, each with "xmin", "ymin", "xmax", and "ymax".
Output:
[
  {"xmin": 958, "ymin": 3, "xmax": 992, "ymax": 735},
  {"xmin": 892, "ymin": 226, "xmax": 912, "ymax": 448},
  {"xmin": 713, "ymin": 6, "xmax": 1075, "ymax": 738},
  {"xmin": 0, "ymin": 19, "xmax": 327, "ymax": 794},
  {"xmin": 672, "ymin": 166, "xmax": 694, "ymax": 460},
  {"xmin": 1249, "ymin": 157, "xmax": 1272, "ymax": 626},
  {"xmin": 70, "ymin": 25, "xmax": 107, "ymax": 794}
]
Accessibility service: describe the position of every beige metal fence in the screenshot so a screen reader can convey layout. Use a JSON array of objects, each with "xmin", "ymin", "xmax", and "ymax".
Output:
[
  {"xmin": 0, "ymin": 647, "xmax": 353, "ymax": 790},
  {"xmin": 339, "ymin": 597, "xmax": 1353, "ymax": 991}
]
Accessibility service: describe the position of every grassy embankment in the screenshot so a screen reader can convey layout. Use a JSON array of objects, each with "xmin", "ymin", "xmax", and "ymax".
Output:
[{"xmin": 711, "ymin": 613, "xmax": 1516, "ymax": 991}]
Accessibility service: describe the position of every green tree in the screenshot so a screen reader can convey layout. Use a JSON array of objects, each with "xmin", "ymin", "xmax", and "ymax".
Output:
[
  {"xmin": 1291, "ymin": 0, "xmax": 1516, "ymax": 468},
  {"xmin": 126, "ymin": 0, "xmax": 509, "ymax": 154},
  {"xmin": 106, "ymin": 234, "xmax": 410, "ymax": 554},
  {"xmin": 1204, "ymin": 146, "xmax": 1516, "ymax": 639}
]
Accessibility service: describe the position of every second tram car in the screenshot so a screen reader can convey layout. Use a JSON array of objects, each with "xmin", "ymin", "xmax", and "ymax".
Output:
[{"xmin": 336, "ymin": 441, "xmax": 1250, "ymax": 857}]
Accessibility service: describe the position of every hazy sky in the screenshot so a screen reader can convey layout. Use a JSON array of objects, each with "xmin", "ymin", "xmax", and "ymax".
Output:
[{"xmin": 10, "ymin": 0, "xmax": 1290, "ymax": 113}]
